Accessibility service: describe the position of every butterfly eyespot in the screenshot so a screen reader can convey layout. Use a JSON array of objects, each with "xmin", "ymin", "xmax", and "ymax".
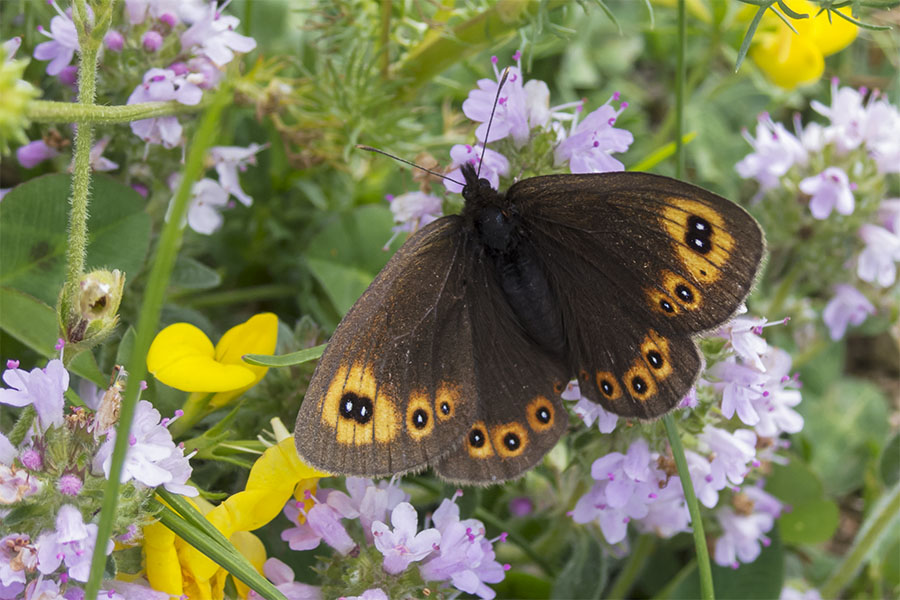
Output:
[
  {"xmin": 641, "ymin": 330, "xmax": 674, "ymax": 381},
  {"xmin": 625, "ymin": 360, "xmax": 657, "ymax": 401},
  {"xmin": 660, "ymin": 299, "xmax": 675, "ymax": 313},
  {"xmin": 595, "ymin": 371, "xmax": 622, "ymax": 400},
  {"xmin": 675, "ymin": 285, "xmax": 694, "ymax": 303},
  {"xmin": 631, "ymin": 376, "xmax": 648, "ymax": 394},
  {"xmin": 661, "ymin": 271, "xmax": 701, "ymax": 309},
  {"xmin": 339, "ymin": 392, "xmax": 373, "ymax": 425},
  {"xmin": 406, "ymin": 393, "xmax": 434, "ymax": 440},
  {"xmin": 647, "ymin": 350, "xmax": 663, "ymax": 369},
  {"xmin": 412, "ymin": 409, "xmax": 428, "ymax": 428},
  {"xmin": 491, "ymin": 423, "xmax": 529, "ymax": 458},
  {"xmin": 469, "ymin": 428, "xmax": 486, "ymax": 448},
  {"xmin": 688, "ymin": 215, "xmax": 711, "ymax": 233},
  {"xmin": 553, "ymin": 381, "xmax": 565, "ymax": 395},
  {"xmin": 435, "ymin": 383, "xmax": 461, "ymax": 422},
  {"xmin": 527, "ymin": 396, "xmax": 554, "ymax": 432}
]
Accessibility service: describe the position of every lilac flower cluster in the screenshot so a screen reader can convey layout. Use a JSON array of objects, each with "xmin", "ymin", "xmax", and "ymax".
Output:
[
  {"xmin": 388, "ymin": 53, "xmax": 632, "ymax": 233},
  {"xmin": 0, "ymin": 358, "xmax": 194, "ymax": 597},
  {"xmin": 570, "ymin": 316, "xmax": 799, "ymax": 569},
  {"xmin": 280, "ymin": 478, "xmax": 508, "ymax": 599},
  {"xmin": 737, "ymin": 79, "xmax": 900, "ymax": 341}
]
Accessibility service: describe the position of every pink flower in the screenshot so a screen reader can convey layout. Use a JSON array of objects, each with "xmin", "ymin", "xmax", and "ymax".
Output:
[
  {"xmin": 33, "ymin": 7, "xmax": 79, "ymax": 76},
  {"xmin": 863, "ymin": 98, "xmax": 900, "ymax": 174},
  {"xmin": 371, "ymin": 502, "xmax": 441, "ymax": 574},
  {"xmin": 103, "ymin": 29, "xmax": 124, "ymax": 52},
  {"xmin": 281, "ymin": 499, "xmax": 356, "ymax": 555},
  {"xmin": 443, "ymin": 144, "xmax": 509, "ymax": 194},
  {"xmin": 554, "ymin": 95, "xmax": 633, "ymax": 173},
  {"xmin": 857, "ymin": 223, "xmax": 900, "ymax": 287},
  {"xmin": 719, "ymin": 316, "xmax": 769, "ymax": 372},
  {"xmin": 93, "ymin": 400, "xmax": 196, "ymax": 496},
  {"xmin": 142, "ymin": 30, "xmax": 164, "ymax": 52},
  {"xmin": 697, "ymin": 426, "xmax": 757, "ymax": 489},
  {"xmin": 186, "ymin": 178, "xmax": 230, "ymax": 234},
  {"xmin": 462, "ymin": 61, "xmax": 531, "ymax": 147},
  {"xmin": 0, "ymin": 359, "xmax": 68, "ymax": 431},
  {"xmin": 209, "ymin": 143, "xmax": 266, "ymax": 206},
  {"xmin": 35, "ymin": 505, "xmax": 113, "ymax": 582},
  {"xmin": 387, "ymin": 191, "xmax": 442, "ymax": 234},
  {"xmin": 799, "ymin": 167, "xmax": 855, "ymax": 219},
  {"xmin": 16, "ymin": 140, "xmax": 59, "ymax": 169},
  {"xmin": 247, "ymin": 558, "xmax": 322, "ymax": 600},
  {"xmin": 127, "ymin": 68, "xmax": 203, "ymax": 148},
  {"xmin": 822, "ymin": 284, "xmax": 874, "ymax": 340},
  {"xmin": 712, "ymin": 486, "xmax": 782, "ymax": 569},
  {"xmin": 736, "ymin": 113, "xmax": 807, "ymax": 195},
  {"xmin": 810, "ymin": 80, "xmax": 868, "ymax": 154},
  {"xmin": 181, "ymin": 1, "xmax": 257, "ymax": 66},
  {"xmin": 562, "ymin": 381, "xmax": 618, "ymax": 433}
]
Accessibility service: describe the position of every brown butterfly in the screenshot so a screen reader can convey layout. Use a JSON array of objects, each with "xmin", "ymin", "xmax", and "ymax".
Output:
[{"xmin": 293, "ymin": 160, "xmax": 765, "ymax": 484}]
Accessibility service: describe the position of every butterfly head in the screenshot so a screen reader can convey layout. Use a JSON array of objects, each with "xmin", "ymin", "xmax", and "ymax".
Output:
[{"xmin": 460, "ymin": 163, "xmax": 498, "ymax": 205}]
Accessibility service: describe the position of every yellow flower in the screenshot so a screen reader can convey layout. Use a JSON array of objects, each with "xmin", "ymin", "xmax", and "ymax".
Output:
[
  {"xmin": 147, "ymin": 312, "xmax": 277, "ymax": 409},
  {"xmin": 748, "ymin": 0, "xmax": 858, "ymax": 89},
  {"xmin": 143, "ymin": 436, "xmax": 326, "ymax": 598}
]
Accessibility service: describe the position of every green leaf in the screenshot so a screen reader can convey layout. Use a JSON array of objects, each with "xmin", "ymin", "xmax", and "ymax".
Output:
[
  {"xmin": 669, "ymin": 526, "xmax": 784, "ymax": 599},
  {"xmin": 305, "ymin": 204, "xmax": 399, "ymax": 316},
  {"xmin": 492, "ymin": 571, "xmax": 553, "ymax": 600},
  {"xmin": 551, "ymin": 530, "xmax": 606, "ymax": 599},
  {"xmin": 799, "ymin": 378, "xmax": 891, "ymax": 496},
  {"xmin": 169, "ymin": 256, "xmax": 222, "ymax": 290},
  {"xmin": 765, "ymin": 459, "xmax": 839, "ymax": 544},
  {"xmin": 0, "ymin": 286, "xmax": 105, "ymax": 385},
  {"xmin": 779, "ymin": 498, "xmax": 840, "ymax": 545},
  {"xmin": 0, "ymin": 174, "xmax": 151, "ymax": 305},
  {"xmin": 880, "ymin": 434, "xmax": 900, "ymax": 487},
  {"xmin": 243, "ymin": 344, "xmax": 325, "ymax": 367}
]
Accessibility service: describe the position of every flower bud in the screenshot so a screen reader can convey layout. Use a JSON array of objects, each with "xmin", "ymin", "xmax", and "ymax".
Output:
[{"xmin": 61, "ymin": 269, "xmax": 125, "ymax": 354}]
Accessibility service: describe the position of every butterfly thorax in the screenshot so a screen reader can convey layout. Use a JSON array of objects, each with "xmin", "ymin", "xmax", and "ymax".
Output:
[{"xmin": 459, "ymin": 163, "xmax": 566, "ymax": 357}]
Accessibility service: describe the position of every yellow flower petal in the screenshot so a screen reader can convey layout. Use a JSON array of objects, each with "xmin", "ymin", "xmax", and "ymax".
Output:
[
  {"xmin": 810, "ymin": 6, "xmax": 858, "ymax": 56},
  {"xmin": 148, "ymin": 322, "xmax": 257, "ymax": 392},
  {"xmin": 209, "ymin": 313, "xmax": 278, "ymax": 408},
  {"xmin": 751, "ymin": 29, "xmax": 824, "ymax": 90},
  {"xmin": 230, "ymin": 531, "xmax": 266, "ymax": 600},
  {"xmin": 143, "ymin": 521, "xmax": 184, "ymax": 596}
]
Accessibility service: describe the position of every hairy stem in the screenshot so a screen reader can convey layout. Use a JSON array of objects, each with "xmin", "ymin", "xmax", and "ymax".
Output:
[{"xmin": 27, "ymin": 99, "xmax": 203, "ymax": 124}]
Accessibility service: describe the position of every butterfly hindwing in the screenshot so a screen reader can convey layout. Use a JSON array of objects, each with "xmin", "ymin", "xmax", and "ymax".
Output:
[
  {"xmin": 508, "ymin": 172, "xmax": 764, "ymax": 418},
  {"xmin": 434, "ymin": 243, "xmax": 570, "ymax": 484},
  {"xmin": 294, "ymin": 216, "xmax": 479, "ymax": 477}
]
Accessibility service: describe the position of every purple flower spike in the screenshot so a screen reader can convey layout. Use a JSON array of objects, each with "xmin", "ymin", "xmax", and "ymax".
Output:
[
  {"xmin": 142, "ymin": 30, "xmax": 164, "ymax": 52},
  {"xmin": 181, "ymin": 2, "xmax": 256, "ymax": 66},
  {"xmin": 857, "ymin": 223, "xmax": 900, "ymax": 287},
  {"xmin": 444, "ymin": 144, "xmax": 510, "ymax": 194},
  {"xmin": 103, "ymin": 30, "xmax": 124, "ymax": 52},
  {"xmin": 33, "ymin": 9, "xmax": 78, "ymax": 75},
  {"xmin": 0, "ymin": 359, "xmax": 68, "ymax": 430}
]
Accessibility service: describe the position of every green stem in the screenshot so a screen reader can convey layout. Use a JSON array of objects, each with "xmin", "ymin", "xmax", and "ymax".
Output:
[
  {"xmin": 83, "ymin": 86, "xmax": 233, "ymax": 600},
  {"xmin": 663, "ymin": 414, "xmax": 714, "ymax": 600},
  {"xmin": 820, "ymin": 481, "xmax": 900, "ymax": 598},
  {"xmin": 606, "ymin": 534, "xmax": 656, "ymax": 599},
  {"xmin": 61, "ymin": 0, "xmax": 104, "ymax": 334},
  {"xmin": 27, "ymin": 99, "xmax": 203, "ymax": 124},
  {"xmin": 675, "ymin": 0, "xmax": 686, "ymax": 180}
]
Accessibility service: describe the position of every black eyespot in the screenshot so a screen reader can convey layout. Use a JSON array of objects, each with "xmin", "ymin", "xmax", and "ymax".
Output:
[
  {"xmin": 688, "ymin": 215, "xmax": 711, "ymax": 234},
  {"xmin": 600, "ymin": 379, "xmax": 615, "ymax": 396},
  {"xmin": 504, "ymin": 432, "xmax": 520, "ymax": 451},
  {"xmin": 659, "ymin": 299, "xmax": 675, "ymax": 313},
  {"xmin": 440, "ymin": 401, "xmax": 451, "ymax": 415},
  {"xmin": 339, "ymin": 393, "xmax": 357, "ymax": 420},
  {"xmin": 632, "ymin": 376, "xmax": 648, "ymax": 394},
  {"xmin": 675, "ymin": 285, "xmax": 694, "ymax": 303},
  {"xmin": 353, "ymin": 396, "xmax": 373, "ymax": 424},
  {"xmin": 687, "ymin": 233, "xmax": 711, "ymax": 254},
  {"xmin": 469, "ymin": 428, "xmax": 485, "ymax": 448},
  {"xmin": 647, "ymin": 350, "xmax": 663, "ymax": 369},
  {"xmin": 412, "ymin": 408, "xmax": 428, "ymax": 429},
  {"xmin": 536, "ymin": 407, "xmax": 551, "ymax": 424}
]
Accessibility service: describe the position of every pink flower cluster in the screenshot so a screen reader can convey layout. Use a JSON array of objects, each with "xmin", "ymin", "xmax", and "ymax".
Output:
[{"xmin": 281, "ymin": 479, "xmax": 508, "ymax": 599}]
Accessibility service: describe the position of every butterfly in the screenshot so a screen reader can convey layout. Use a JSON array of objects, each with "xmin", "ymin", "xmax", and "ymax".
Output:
[{"xmin": 294, "ymin": 162, "xmax": 765, "ymax": 484}]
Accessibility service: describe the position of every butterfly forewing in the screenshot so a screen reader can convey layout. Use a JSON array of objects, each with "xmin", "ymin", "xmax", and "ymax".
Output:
[
  {"xmin": 508, "ymin": 172, "xmax": 764, "ymax": 418},
  {"xmin": 294, "ymin": 217, "xmax": 479, "ymax": 477}
]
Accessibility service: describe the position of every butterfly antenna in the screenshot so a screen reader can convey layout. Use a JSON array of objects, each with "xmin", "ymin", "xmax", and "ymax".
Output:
[
  {"xmin": 477, "ymin": 66, "xmax": 511, "ymax": 179},
  {"xmin": 356, "ymin": 145, "xmax": 464, "ymax": 187}
]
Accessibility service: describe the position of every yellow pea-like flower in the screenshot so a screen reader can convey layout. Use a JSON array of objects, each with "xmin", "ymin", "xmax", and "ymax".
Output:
[
  {"xmin": 748, "ymin": 0, "xmax": 858, "ymax": 89},
  {"xmin": 147, "ymin": 312, "xmax": 278, "ymax": 407}
]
